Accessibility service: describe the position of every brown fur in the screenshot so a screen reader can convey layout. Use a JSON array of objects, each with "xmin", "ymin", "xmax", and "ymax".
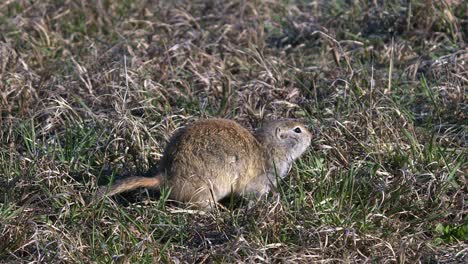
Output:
[{"xmin": 97, "ymin": 118, "xmax": 312, "ymax": 209}]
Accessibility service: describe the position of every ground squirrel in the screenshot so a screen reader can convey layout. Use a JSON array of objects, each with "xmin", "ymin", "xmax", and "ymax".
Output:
[{"xmin": 97, "ymin": 118, "xmax": 312, "ymax": 209}]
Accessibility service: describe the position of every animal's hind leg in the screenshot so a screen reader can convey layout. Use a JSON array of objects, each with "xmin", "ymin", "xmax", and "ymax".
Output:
[
  {"xmin": 170, "ymin": 177, "xmax": 228, "ymax": 211},
  {"xmin": 172, "ymin": 184, "xmax": 220, "ymax": 211},
  {"xmin": 188, "ymin": 185, "xmax": 222, "ymax": 210}
]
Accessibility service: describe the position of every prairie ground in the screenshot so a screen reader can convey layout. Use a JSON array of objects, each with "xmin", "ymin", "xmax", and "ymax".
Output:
[{"xmin": 0, "ymin": 0, "xmax": 466, "ymax": 263}]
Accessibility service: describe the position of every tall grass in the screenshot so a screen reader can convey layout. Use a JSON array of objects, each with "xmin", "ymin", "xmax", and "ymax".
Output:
[{"xmin": 0, "ymin": 0, "xmax": 466, "ymax": 262}]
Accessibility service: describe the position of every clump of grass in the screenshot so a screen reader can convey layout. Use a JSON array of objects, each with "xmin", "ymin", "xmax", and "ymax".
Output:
[{"xmin": 1, "ymin": 0, "xmax": 466, "ymax": 262}]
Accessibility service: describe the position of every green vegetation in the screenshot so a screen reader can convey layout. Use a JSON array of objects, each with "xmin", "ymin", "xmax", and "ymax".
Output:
[{"xmin": 0, "ymin": 0, "xmax": 466, "ymax": 262}]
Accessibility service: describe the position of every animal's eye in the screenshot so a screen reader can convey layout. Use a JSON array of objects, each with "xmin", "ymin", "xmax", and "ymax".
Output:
[{"xmin": 294, "ymin": 127, "xmax": 301, "ymax": 133}]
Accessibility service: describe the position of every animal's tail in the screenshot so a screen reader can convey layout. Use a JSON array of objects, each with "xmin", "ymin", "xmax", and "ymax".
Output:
[{"xmin": 96, "ymin": 175, "xmax": 163, "ymax": 200}]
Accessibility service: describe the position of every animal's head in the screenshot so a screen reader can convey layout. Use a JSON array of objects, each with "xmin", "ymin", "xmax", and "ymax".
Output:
[{"xmin": 256, "ymin": 119, "xmax": 313, "ymax": 160}]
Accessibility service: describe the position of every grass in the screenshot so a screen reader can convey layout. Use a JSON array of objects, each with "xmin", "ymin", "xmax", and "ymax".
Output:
[{"xmin": 0, "ymin": 0, "xmax": 466, "ymax": 262}]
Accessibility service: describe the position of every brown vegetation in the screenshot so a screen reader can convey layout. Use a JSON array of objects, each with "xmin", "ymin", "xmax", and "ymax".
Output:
[{"xmin": 0, "ymin": 0, "xmax": 466, "ymax": 262}]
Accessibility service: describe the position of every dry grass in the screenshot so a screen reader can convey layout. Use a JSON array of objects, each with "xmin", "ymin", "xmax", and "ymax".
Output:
[{"xmin": 0, "ymin": 0, "xmax": 466, "ymax": 263}]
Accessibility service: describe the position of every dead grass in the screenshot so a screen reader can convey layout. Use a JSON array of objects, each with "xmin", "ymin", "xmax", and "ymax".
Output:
[{"xmin": 0, "ymin": 0, "xmax": 466, "ymax": 263}]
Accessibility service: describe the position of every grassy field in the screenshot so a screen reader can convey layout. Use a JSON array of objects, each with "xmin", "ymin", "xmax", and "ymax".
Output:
[{"xmin": 0, "ymin": 0, "xmax": 466, "ymax": 262}]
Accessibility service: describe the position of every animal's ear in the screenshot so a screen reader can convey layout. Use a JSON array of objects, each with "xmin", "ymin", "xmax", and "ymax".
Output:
[{"xmin": 275, "ymin": 127, "xmax": 286, "ymax": 139}]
